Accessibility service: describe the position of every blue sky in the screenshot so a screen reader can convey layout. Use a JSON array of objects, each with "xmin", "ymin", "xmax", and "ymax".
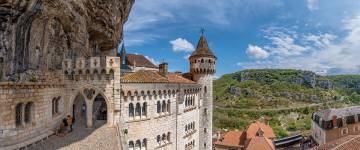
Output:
[{"xmin": 123, "ymin": 0, "xmax": 360, "ymax": 78}]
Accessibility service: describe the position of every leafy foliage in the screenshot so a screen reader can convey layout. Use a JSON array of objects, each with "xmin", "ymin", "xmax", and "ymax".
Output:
[{"xmin": 213, "ymin": 69, "xmax": 360, "ymax": 138}]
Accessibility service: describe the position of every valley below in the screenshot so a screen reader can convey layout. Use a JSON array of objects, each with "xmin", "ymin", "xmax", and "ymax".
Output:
[{"xmin": 213, "ymin": 69, "xmax": 360, "ymax": 138}]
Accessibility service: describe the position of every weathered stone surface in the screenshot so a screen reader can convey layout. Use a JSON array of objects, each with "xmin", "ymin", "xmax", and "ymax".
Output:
[{"xmin": 0, "ymin": 0, "xmax": 134, "ymax": 81}]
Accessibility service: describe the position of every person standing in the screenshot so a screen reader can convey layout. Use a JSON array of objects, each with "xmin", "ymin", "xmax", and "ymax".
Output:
[{"xmin": 67, "ymin": 115, "xmax": 73, "ymax": 132}]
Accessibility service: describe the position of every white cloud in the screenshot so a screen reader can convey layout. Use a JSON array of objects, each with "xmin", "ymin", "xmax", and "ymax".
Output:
[
  {"xmin": 239, "ymin": 14, "xmax": 360, "ymax": 75},
  {"xmin": 262, "ymin": 27, "xmax": 309, "ymax": 56},
  {"xmin": 145, "ymin": 56, "xmax": 160, "ymax": 65},
  {"xmin": 246, "ymin": 45, "xmax": 269, "ymax": 59},
  {"xmin": 304, "ymin": 33, "xmax": 337, "ymax": 47},
  {"xmin": 183, "ymin": 54, "xmax": 191, "ymax": 60},
  {"xmin": 170, "ymin": 38, "xmax": 195, "ymax": 52},
  {"xmin": 307, "ymin": 0, "xmax": 318, "ymax": 11},
  {"xmin": 124, "ymin": 0, "xmax": 284, "ymax": 46}
]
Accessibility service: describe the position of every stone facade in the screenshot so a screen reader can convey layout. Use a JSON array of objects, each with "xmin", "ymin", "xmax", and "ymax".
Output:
[
  {"xmin": 0, "ymin": 1, "xmax": 216, "ymax": 149},
  {"xmin": 311, "ymin": 106, "xmax": 360, "ymax": 145},
  {"xmin": 0, "ymin": 34, "xmax": 216, "ymax": 150}
]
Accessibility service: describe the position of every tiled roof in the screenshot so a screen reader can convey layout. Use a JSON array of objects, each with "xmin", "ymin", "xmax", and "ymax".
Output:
[
  {"xmin": 315, "ymin": 106, "xmax": 360, "ymax": 121},
  {"xmin": 246, "ymin": 121, "xmax": 276, "ymax": 139},
  {"xmin": 121, "ymin": 70, "xmax": 196, "ymax": 84},
  {"xmin": 312, "ymin": 135, "xmax": 360, "ymax": 150},
  {"xmin": 189, "ymin": 36, "xmax": 216, "ymax": 59},
  {"xmin": 246, "ymin": 136, "xmax": 275, "ymax": 150},
  {"xmin": 213, "ymin": 131, "xmax": 245, "ymax": 148},
  {"xmin": 125, "ymin": 54, "xmax": 158, "ymax": 68}
]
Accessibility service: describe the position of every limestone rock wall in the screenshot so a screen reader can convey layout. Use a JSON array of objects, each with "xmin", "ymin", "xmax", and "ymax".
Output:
[{"xmin": 0, "ymin": 0, "xmax": 134, "ymax": 81}]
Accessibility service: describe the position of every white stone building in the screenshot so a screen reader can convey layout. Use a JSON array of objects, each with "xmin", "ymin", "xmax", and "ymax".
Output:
[{"xmin": 0, "ymin": 35, "xmax": 216, "ymax": 150}]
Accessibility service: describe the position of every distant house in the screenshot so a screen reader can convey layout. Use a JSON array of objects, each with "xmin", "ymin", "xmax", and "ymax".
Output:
[
  {"xmin": 311, "ymin": 135, "xmax": 360, "ymax": 150},
  {"xmin": 311, "ymin": 106, "xmax": 360, "ymax": 145},
  {"xmin": 213, "ymin": 121, "xmax": 276, "ymax": 150}
]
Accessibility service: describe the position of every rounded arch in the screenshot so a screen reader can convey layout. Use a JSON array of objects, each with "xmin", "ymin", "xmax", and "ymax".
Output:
[
  {"xmin": 85, "ymin": 69, "xmax": 90, "ymax": 74},
  {"xmin": 93, "ymin": 69, "xmax": 99, "ymax": 74}
]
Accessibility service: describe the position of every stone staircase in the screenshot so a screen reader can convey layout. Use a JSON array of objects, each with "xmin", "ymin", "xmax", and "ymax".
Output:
[{"xmin": 28, "ymin": 121, "xmax": 120, "ymax": 150}]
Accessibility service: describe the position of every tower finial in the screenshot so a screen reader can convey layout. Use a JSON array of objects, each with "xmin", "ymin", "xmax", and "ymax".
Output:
[{"xmin": 200, "ymin": 28, "xmax": 206, "ymax": 36}]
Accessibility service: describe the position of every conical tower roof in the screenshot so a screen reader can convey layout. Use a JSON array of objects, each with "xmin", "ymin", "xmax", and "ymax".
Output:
[{"xmin": 189, "ymin": 35, "xmax": 217, "ymax": 60}]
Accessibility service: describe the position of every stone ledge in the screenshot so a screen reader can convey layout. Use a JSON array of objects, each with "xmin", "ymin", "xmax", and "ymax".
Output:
[
  {"xmin": 154, "ymin": 142, "xmax": 173, "ymax": 149},
  {"xmin": 0, "ymin": 82, "xmax": 65, "ymax": 89},
  {"xmin": 126, "ymin": 117, "xmax": 151, "ymax": 123},
  {"xmin": 184, "ymin": 106, "xmax": 197, "ymax": 112},
  {"xmin": 154, "ymin": 113, "xmax": 172, "ymax": 119},
  {"xmin": 183, "ymin": 130, "xmax": 197, "ymax": 138}
]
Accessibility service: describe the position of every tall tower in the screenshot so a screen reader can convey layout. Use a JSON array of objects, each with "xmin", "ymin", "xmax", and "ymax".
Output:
[
  {"xmin": 120, "ymin": 43, "xmax": 126, "ymax": 65},
  {"xmin": 189, "ymin": 35, "xmax": 216, "ymax": 150}
]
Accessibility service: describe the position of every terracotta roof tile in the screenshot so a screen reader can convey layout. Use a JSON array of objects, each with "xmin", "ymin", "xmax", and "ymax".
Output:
[
  {"xmin": 312, "ymin": 135, "xmax": 360, "ymax": 150},
  {"xmin": 121, "ymin": 70, "xmax": 196, "ymax": 84},
  {"xmin": 246, "ymin": 136, "xmax": 275, "ymax": 150},
  {"xmin": 213, "ymin": 131, "xmax": 245, "ymax": 148},
  {"xmin": 125, "ymin": 54, "xmax": 158, "ymax": 68},
  {"xmin": 246, "ymin": 121, "xmax": 276, "ymax": 139}
]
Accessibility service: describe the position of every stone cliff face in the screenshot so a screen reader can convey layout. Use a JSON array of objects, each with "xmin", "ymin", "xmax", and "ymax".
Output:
[{"xmin": 0, "ymin": 0, "xmax": 134, "ymax": 81}]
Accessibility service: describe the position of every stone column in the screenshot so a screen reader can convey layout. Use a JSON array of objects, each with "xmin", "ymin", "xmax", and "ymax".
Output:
[{"xmin": 86, "ymin": 99, "xmax": 93, "ymax": 128}]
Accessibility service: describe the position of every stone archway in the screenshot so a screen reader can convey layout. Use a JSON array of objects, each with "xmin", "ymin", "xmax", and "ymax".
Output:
[
  {"xmin": 92, "ymin": 94, "xmax": 108, "ymax": 127},
  {"xmin": 72, "ymin": 93, "xmax": 87, "ymax": 127},
  {"xmin": 70, "ymin": 86, "xmax": 111, "ymax": 128}
]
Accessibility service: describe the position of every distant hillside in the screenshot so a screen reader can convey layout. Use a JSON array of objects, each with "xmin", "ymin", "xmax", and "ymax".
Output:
[
  {"xmin": 214, "ymin": 69, "xmax": 360, "ymax": 109},
  {"xmin": 213, "ymin": 69, "xmax": 360, "ymax": 138}
]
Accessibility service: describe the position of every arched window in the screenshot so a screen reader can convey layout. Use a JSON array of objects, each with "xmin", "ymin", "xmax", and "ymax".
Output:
[
  {"xmin": 135, "ymin": 103, "xmax": 141, "ymax": 116},
  {"xmin": 201, "ymin": 59, "xmax": 204, "ymax": 63},
  {"xmin": 15, "ymin": 103, "xmax": 23, "ymax": 127},
  {"xmin": 129, "ymin": 103, "xmax": 134, "ymax": 117},
  {"xmin": 142, "ymin": 102, "xmax": 147, "ymax": 116},
  {"xmin": 208, "ymin": 59, "xmax": 212, "ymax": 64},
  {"xmin": 167, "ymin": 100, "xmax": 171, "ymax": 112},
  {"xmin": 55, "ymin": 97, "xmax": 60, "ymax": 113},
  {"xmin": 162, "ymin": 133, "xmax": 167, "ymax": 141},
  {"xmin": 167, "ymin": 132, "xmax": 171, "ymax": 142},
  {"xmin": 142, "ymin": 139, "xmax": 147, "ymax": 149},
  {"xmin": 157, "ymin": 101, "xmax": 161, "ymax": 113},
  {"xmin": 129, "ymin": 141, "xmax": 134, "ymax": 149},
  {"xmin": 157, "ymin": 135, "xmax": 161, "ymax": 144},
  {"xmin": 204, "ymin": 86, "xmax": 207, "ymax": 93},
  {"xmin": 185, "ymin": 98, "xmax": 188, "ymax": 107},
  {"xmin": 162, "ymin": 101, "xmax": 166, "ymax": 113},
  {"xmin": 24, "ymin": 102, "xmax": 33, "ymax": 124},
  {"xmin": 52, "ymin": 98, "xmax": 56, "ymax": 115},
  {"xmin": 135, "ymin": 140, "xmax": 141, "ymax": 149}
]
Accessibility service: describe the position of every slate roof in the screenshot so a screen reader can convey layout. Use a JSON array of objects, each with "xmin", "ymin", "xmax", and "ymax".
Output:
[
  {"xmin": 312, "ymin": 135, "xmax": 360, "ymax": 150},
  {"xmin": 125, "ymin": 54, "xmax": 158, "ymax": 68},
  {"xmin": 213, "ymin": 131, "xmax": 245, "ymax": 148},
  {"xmin": 315, "ymin": 106, "xmax": 360, "ymax": 121},
  {"xmin": 189, "ymin": 36, "xmax": 216, "ymax": 60},
  {"xmin": 246, "ymin": 121, "xmax": 276, "ymax": 139},
  {"xmin": 246, "ymin": 136, "xmax": 275, "ymax": 150},
  {"xmin": 121, "ymin": 70, "xmax": 196, "ymax": 84}
]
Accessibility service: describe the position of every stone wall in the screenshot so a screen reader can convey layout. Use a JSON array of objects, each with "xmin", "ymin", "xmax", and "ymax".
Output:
[
  {"xmin": 0, "ymin": 83, "xmax": 66, "ymax": 149},
  {"xmin": 121, "ymin": 83, "xmax": 201, "ymax": 150}
]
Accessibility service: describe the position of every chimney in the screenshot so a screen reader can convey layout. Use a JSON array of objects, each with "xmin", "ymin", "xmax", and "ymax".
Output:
[
  {"xmin": 332, "ymin": 116, "xmax": 337, "ymax": 128},
  {"xmin": 159, "ymin": 63, "xmax": 168, "ymax": 77}
]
